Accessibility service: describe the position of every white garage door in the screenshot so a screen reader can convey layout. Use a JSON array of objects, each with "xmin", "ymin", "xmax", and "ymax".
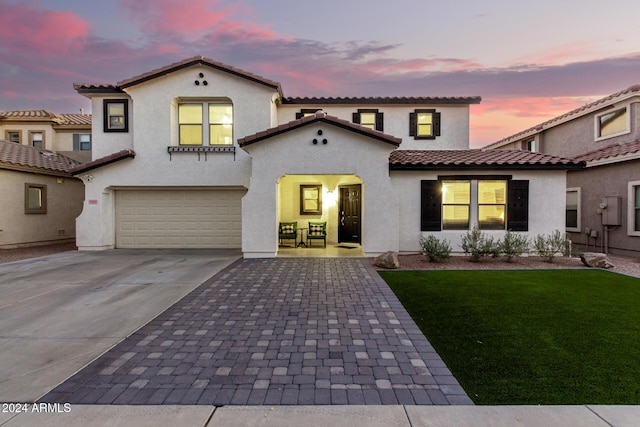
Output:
[{"xmin": 115, "ymin": 189, "xmax": 243, "ymax": 248}]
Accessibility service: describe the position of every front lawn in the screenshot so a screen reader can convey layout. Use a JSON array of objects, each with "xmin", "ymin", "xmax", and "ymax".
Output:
[{"xmin": 380, "ymin": 269, "xmax": 640, "ymax": 405}]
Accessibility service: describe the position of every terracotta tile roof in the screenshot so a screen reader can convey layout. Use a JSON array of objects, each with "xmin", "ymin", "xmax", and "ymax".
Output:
[
  {"xmin": 0, "ymin": 139, "xmax": 80, "ymax": 175},
  {"xmin": 389, "ymin": 149, "xmax": 585, "ymax": 170},
  {"xmin": 56, "ymin": 113, "xmax": 92, "ymax": 126},
  {"xmin": 487, "ymin": 84, "xmax": 640, "ymax": 148},
  {"xmin": 69, "ymin": 149, "xmax": 136, "ymax": 175},
  {"xmin": 283, "ymin": 96, "xmax": 481, "ymax": 105},
  {"xmin": 75, "ymin": 56, "xmax": 283, "ymax": 97},
  {"xmin": 238, "ymin": 111, "xmax": 401, "ymax": 147},
  {"xmin": 0, "ymin": 110, "xmax": 91, "ymax": 127},
  {"xmin": 574, "ymin": 140, "xmax": 640, "ymax": 163}
]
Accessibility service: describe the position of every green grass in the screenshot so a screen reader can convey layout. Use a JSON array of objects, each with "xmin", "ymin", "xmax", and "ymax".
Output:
[{"xmin": 380, "ymin": 269, "xmax": 640, "ymax": 405}]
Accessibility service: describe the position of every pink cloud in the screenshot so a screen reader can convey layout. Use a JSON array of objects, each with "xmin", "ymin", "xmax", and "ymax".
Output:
[{"xmin": 0, "ymin": 0, "xmax": 89, "ymax": 55}]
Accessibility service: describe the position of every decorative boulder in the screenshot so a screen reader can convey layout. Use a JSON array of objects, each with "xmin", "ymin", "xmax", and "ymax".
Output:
[
  {"xmin": 579, "ymin": 252, "xmax": 615, "ymax": 269},
  {"xmin": 374, "ymin": 251, "xmax": 400, "ymax": 269}
]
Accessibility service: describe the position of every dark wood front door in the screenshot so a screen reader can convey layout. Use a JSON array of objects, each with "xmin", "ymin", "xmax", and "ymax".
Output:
[{"xmin": 338, "ymin": 185, "xmax": 361, "ymax": 244}]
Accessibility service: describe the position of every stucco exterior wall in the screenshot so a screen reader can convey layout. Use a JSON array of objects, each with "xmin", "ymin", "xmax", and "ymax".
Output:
[
  {"xmin": 90, "ymin": 96, "xmax": 134, "ymax": 159},
  {"xmin": 0, "ymin": 170, "xmax": 84, "ymax": 248},
  {"xmin": 567, "ymin": 160, "xmax": 640, "ymax": 255},
  {"xmin": 391, "ymin": 169, "xmax": 567, "ymax": 253},
  {"xmin": 277, "ymin": 104, "xmax": 471, "ymax": 150},
  {"xmin": 242, "ymin": 124, "xmax": 399, "ymax": 258}
]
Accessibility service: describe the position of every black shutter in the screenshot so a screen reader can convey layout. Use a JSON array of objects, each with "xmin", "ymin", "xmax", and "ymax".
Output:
[
  {"xmin": 375, "ymin": 112, "xmax": 384, "ymax": 132},
  {"xmin": 352, "ymin": 112, "xmax": 361, "ymax": 124},
  {"xmin": 433, "ymin": 112, "xmax": 441, "ymax": 136},
  {"xmin": 421, "ymin": 180, "xmax": 442, "ymax": 231},
  {"xmin": 507, "ymin": 180, "xmax": 529, "ymax": 231},
  {"xmin": 72, "ymin": 134, "xmax": 80, "ymax": 151},
  {"xmin": 409, "ymin": 112, "xmax": 416, "ymax": 136},
  {"xmin": 295, "ymin": 112, "xmax": 304, "ymax": 119}
]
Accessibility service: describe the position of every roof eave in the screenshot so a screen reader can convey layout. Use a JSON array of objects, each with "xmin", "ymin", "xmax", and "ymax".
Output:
[
  {"xmin": 389, "ymin": 162, "xmax": 585, "ymax": 171},
  {"xmin": 70, "ymin": 150, "xmax": 136, "ymax": 175}
]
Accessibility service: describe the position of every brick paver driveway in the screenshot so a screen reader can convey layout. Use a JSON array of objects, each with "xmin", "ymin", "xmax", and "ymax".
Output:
[{"xmin": 43, "ymin": 258, "xmax": 471, "ymax": 405}]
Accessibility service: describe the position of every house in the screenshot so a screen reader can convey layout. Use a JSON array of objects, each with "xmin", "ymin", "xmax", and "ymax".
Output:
[
  {"xmin": 0, "ymin": 110, "xmax": 93, "ymax": 163},
  {"xmin": 71, "ymin": 56, "xmax": 583, "ymax": 257},
  {"xmin": 0, "ymin": 140, "xmax": 84, "ymax": 248},
  {"xmin": 485, "ymin": 85, "xmax": 640, "ymax": 256}
]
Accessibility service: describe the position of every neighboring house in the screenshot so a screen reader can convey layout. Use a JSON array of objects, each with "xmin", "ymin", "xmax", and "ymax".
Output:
[
  {"xmin": 0, "ymin": 140, "xmax": 84, "ymax": 248},
  {"xmin": 0, "ymin": 109, "xmax": 92, "ymax": 163},
  {"xmin": 486, "ymin": 85, "xmax": 640, "ymax": 256},
  {"xmin": 71, "ymin": 56, "xmax": 582, "ymax": 257}
]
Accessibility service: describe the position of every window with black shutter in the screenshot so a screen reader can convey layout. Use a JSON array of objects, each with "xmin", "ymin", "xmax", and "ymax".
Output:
[
  {"xmin": 352, "ymin": 109, "xmax": 383, "ymax": 131},
  {"xmin": 421, "ymin": 180, "xmax": 442, "ymax": 231},
  {"xmin": 409, "ymin": 109, "xmax": 441, "ymax": 139},
  {"xmin": 507, "ymin": 180, "xmax": 529, "ymax": 231}
]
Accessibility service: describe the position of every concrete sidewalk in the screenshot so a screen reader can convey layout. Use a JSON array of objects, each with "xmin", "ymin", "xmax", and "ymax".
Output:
[{"xmin": 2, "ymin": 404, "xmax": 640, "ymax": 426}]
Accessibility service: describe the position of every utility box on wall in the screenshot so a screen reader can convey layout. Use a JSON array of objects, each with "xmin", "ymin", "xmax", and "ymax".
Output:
[{"xmin": 601, "ymin": 196, "xmax": 621, "ymax": 226}]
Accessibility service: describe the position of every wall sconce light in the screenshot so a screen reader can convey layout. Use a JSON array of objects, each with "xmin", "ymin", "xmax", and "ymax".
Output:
[
  {"xmin": 84, "ymin": 174, "xmax": 94, "ymax": 182},
  {"xmin": 56, "ymin": 177, "xmax": 64, "ymax": 184}
]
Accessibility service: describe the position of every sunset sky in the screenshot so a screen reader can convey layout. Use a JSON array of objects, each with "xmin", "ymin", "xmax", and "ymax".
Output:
[{"xmin": 1, "ymin": 0, "xmax": 639, "ymax": 146}]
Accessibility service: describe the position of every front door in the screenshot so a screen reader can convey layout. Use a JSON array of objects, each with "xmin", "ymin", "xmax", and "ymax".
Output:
[{"xmin": 338, "ymin": 184, "xmax": 361, "ymax": 244}]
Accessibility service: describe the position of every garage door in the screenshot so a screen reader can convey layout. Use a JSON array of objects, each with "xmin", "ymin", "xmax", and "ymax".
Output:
[{"xmin": 115, "ymin": 189, "xmax": 243, "ymax": 248}]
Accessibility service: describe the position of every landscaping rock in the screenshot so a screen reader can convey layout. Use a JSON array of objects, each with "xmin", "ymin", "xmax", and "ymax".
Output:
[
  {"xmin": 580, "ymin": 252, "xmax": 615, "ymax": 269},
  {"xmin": 374, "ymin": 251, "xmax": 400, "ymax": 269}
]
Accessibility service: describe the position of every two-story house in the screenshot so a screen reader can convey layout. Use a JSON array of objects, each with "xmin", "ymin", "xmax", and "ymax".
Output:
[
  {"xmin": 486, "ymin": 85, "xmax": 640, "ymax": 256},
  {"xmin": 0, "ymin": 110, "xmax": 92, "ymax": 163},
  {"xmin": 71, "ymin": 56, "xmax": 582, "ymax": 258}
]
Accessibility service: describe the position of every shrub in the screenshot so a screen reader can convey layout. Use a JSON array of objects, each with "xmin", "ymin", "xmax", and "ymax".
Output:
[
  {"xmin": 419, "ymin": 235, "xmax": 452, "ymax": 262},
  {"xmin": 499, "ymin": 230, "xmax": 530, "ymax": 263},
  {"xmin": 533, "ymin": 230, "xmax": 570, "ymax": 263},
  {"xmin": 461, "ymin": 226, "xmax": 498, "ymax": 262}
]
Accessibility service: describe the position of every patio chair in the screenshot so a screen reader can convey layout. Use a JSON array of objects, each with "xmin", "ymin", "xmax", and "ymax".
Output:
[
  {"xmin": 307, "ymin": 221, "xmax": 327, "ymax": 248},
  {"xmin": 279, "ymin": 222, "xmax": 297, "ymax": 246}
]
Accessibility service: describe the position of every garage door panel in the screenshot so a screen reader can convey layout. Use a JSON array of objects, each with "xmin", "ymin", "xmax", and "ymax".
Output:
[{"xmin": 116, "ymin": 190, "xmax": 243, "ymax": 248}]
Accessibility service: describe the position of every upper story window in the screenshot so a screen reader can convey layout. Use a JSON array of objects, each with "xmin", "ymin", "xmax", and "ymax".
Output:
[
  {"xmin": 352, "ymin": 109, "xmax": 383, "ymax": 131},
  {"xmin": 6, "ymin": 131, "xmax": 20, "ymax": 143},
  {"xmin": 295, "ymin": 109, "xmax": 321, "ymax": 119},
  {"xmin": 178, "ymin": 103, "xmax": 233, "ymax": 146},
  {"xmin": 596, "ymin": 106, "xmax": 628, "ymax": 140},
  {"xmin": 103, "ymin": 99, "xmax": 129, "ymax": 132},
  {"xmin": 409, "ymin": 109, "xmax": 441, "ymax": 139},
  {"xmin": 523, "ymin": 139, "xmax": 536, "ymax": 152},
  {"xmin": 73, "ymin": 134, "xmax": 92, "ymax": 151},
  {"xmin": 30, "ymin": 131, "xmax": 43, "ymax": 149}
]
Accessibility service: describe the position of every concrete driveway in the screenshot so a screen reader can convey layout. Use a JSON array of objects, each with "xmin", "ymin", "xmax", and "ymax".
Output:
[{"xmin": 0, "ymin": 249, "xmax": 240, "ymax": 402}]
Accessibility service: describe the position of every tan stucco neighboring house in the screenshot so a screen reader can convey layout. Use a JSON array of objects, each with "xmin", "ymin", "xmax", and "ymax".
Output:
[
  {"xmin": 486, "ymin": 85, "xmax": 640, "ymax": 256},
  {"xmin": 70, "ymin": 56, "xmax": 583, "ymax": 257},
  {"xmin": 0, "ymin": 140, "xmax": 84, "ymax": 248},
  {"xmin": 0, "ymin": 109, "xmax": 92, "ymax": 163}
]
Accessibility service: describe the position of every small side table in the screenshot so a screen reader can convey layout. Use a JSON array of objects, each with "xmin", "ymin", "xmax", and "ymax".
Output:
[{"xmin": 296, "ymin": 228, "xmax": 308, "ymax": 247}]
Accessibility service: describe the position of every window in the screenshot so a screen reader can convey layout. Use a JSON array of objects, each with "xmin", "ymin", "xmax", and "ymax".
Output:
[
  {"xmin": 442, "ymin": 181, "xmax": 470, "ymax": 230},
  {"xmin": 25, "ymin": 183, "xmax": 46, "ymax": 214},
  {"xmin": 596, "ymin": 107, "xmax": 627, "ymax": 139},
  {"xmin": 523, "ymin": 139, "xmax": 535, "ymax": 152},
  {"xmin": 178, "ymin": 103, "xmax": 233, "ymax": 146},
  {"xmin": 352, "ymin": 109, "xmax": 383, "ymax": 131},
  {"xmin": 29, "ymin": 131, "xmax": 43, "ymax": 149},
  {"xmin": 295, "ymin": 109, "xmax": 322, "ymax": 119},
  {"xmin": 478, "ymin": 180, "xmax": 507, "ymax": 230},
  {"xmin": 6, "ymin": 131, "xmax": 20, "ymax": 143},
  {"xmin": 103, "ymin": 99, "xmax": 129, "ymax": 132},
  {"xmin": 421, "ymin": 179, "xmax": 529, "ymax": 232},
  {"xmin": 300, "ymin": 185, "xmax": 322, "ymax": 215},
  {"xmin": 628, "ymin": 181, "xmax": 640, "ymax": 236},
  {"xmin": 565, "ymin": 188, "xmax": 580, "ymax": 232},
  {"xmin": 409, "ymin": 109, "xmax": 441, "ymax": 139},
  {"xmin": 73, "ymin": 134, "xmax": 92, "ymax": 151}
]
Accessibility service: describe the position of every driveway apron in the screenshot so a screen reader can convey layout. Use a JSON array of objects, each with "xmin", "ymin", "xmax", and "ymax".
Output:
[{"xmin": 42, "ymin": 258, "xmax": 471, "ymax": 406}]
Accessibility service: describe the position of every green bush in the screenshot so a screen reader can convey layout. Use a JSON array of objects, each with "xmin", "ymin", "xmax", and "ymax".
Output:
[
  {"xmin": 533, "ymin": 230, "xmax": 570, "ymax": 263},
  {"xmin": 461, "ymin": 226, "xmax": 499, "ymax": 262},
  {"xmin": 499, "ymin": 230, "xmax": 530, "ymax": 263},
  {"xmin": 419, "ymin": 235, "xmax": 452, "ymax": 262}
]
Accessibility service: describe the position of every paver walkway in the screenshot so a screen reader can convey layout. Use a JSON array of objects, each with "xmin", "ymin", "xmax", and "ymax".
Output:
[{"xmin": 42, "ymin": 258, "xmax": 471, "ymax": 406}]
